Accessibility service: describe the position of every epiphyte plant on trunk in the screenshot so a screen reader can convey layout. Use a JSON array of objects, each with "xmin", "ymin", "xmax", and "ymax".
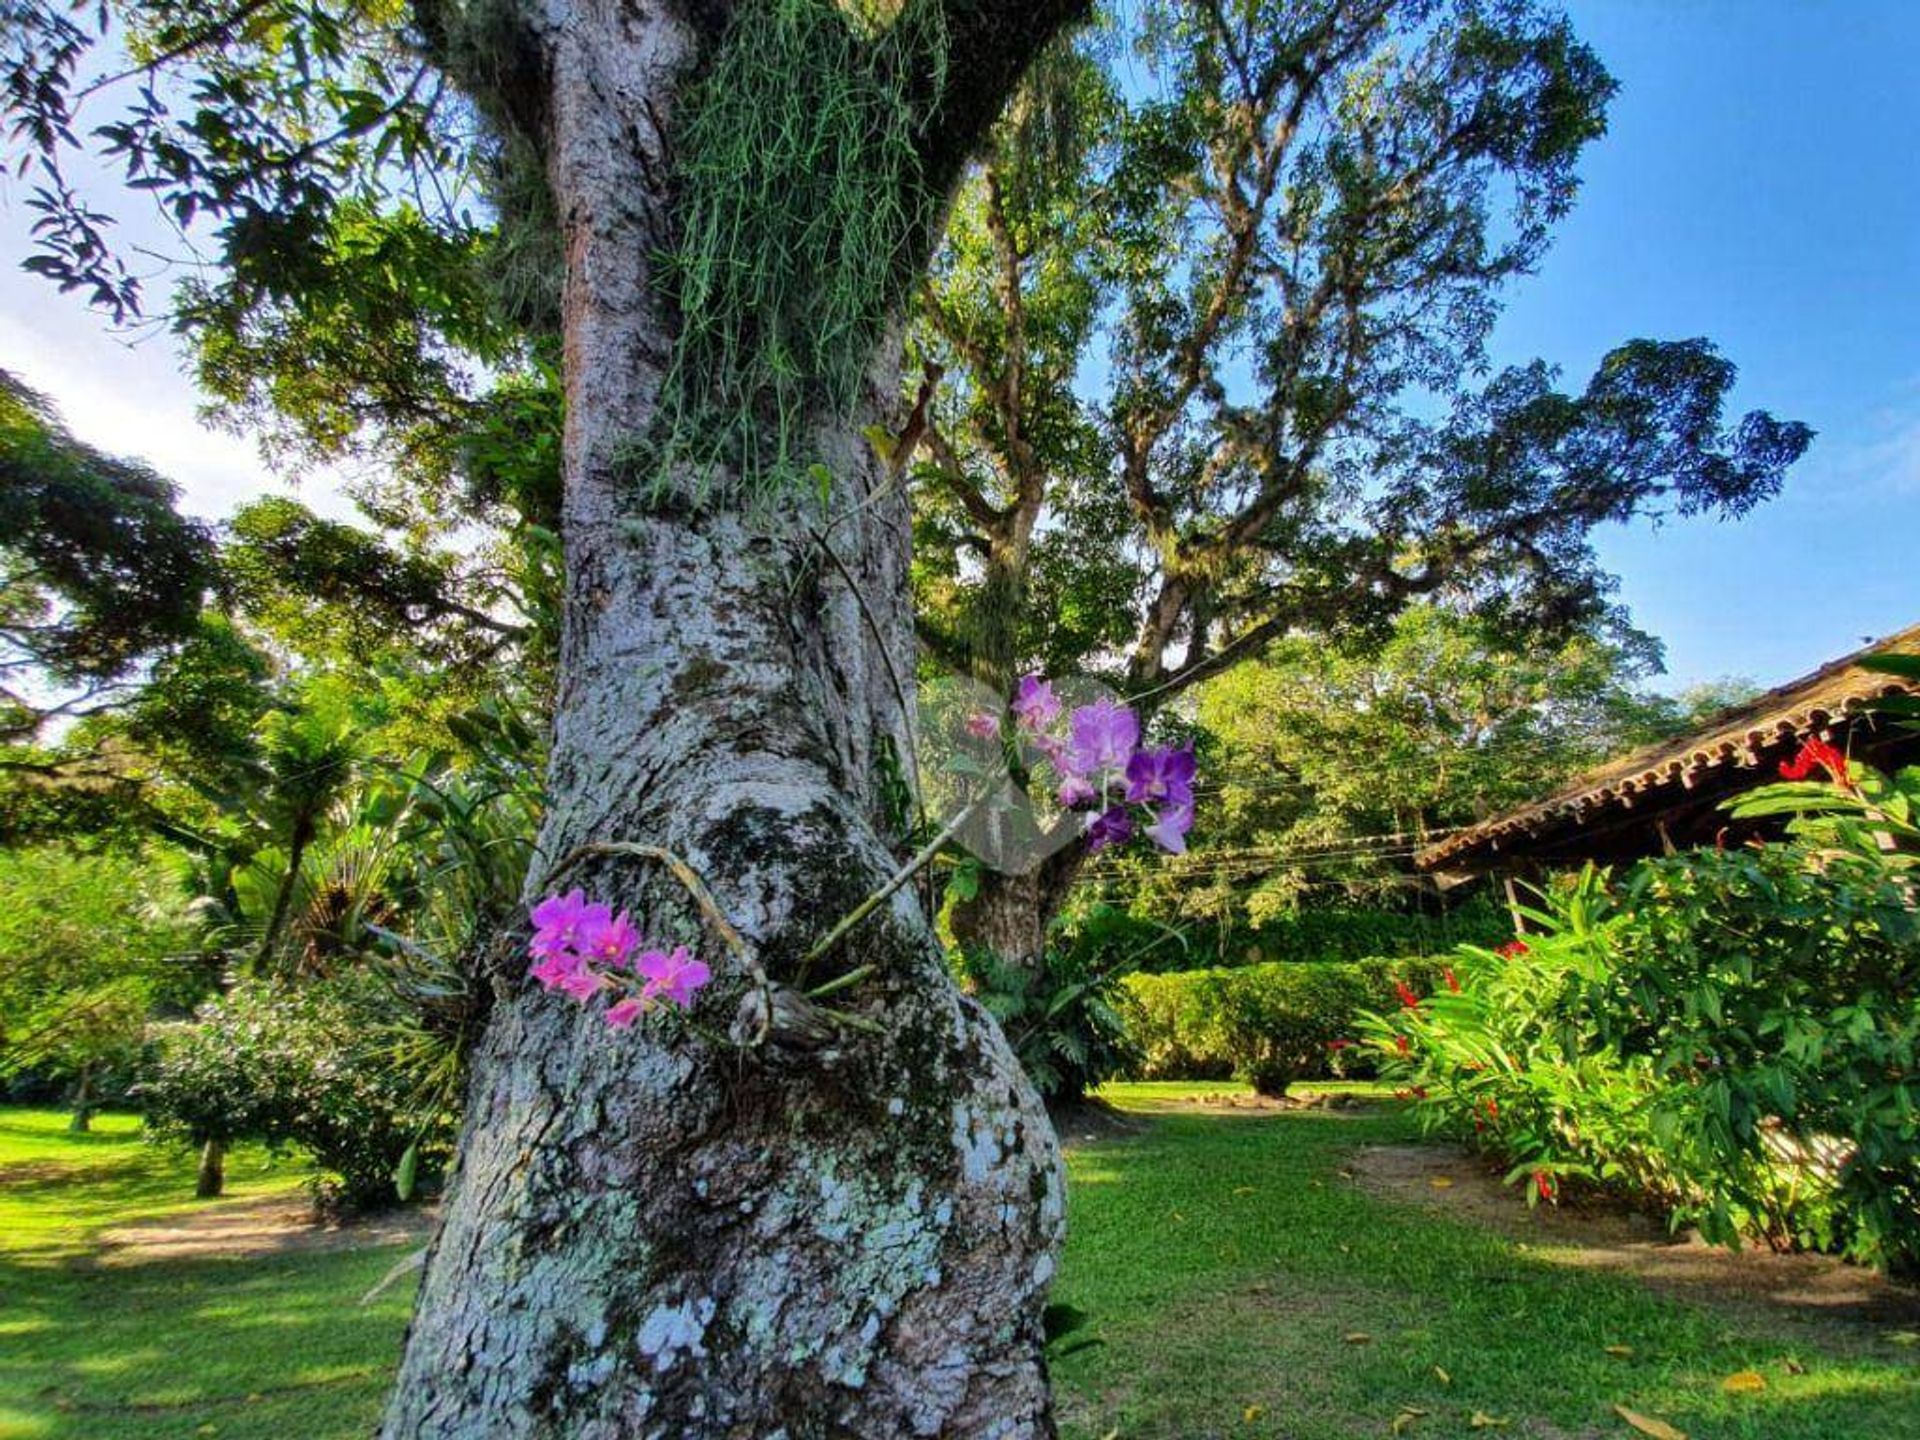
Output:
[{"xmin": 521, "ymin": 668, "xmax": 1204, "ymax": 1050}]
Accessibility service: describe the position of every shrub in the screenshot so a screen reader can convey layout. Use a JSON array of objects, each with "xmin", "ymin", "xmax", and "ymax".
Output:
[
  {"xmin": 961, "ymin": 943, "xmax": 1139, "ymax": 1103},
  {"xmin": 1121, "ymin": 957, "xmax": 1446, "ymax": 1095},
  {"xmin": 1363, "ymin": 834, "xmax": 1920, "ymax": 1273},
  {"xmin": 0, "ymin": 846, "xmax": 211, "ymax": 1116},
  {"xmin": 140, "ymin": 976, "xmax": 456, "ymax": 1210}
]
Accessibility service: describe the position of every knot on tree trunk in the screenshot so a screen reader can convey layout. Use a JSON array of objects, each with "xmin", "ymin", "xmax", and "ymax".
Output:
[{"xmin": 730, "ymin": 983, "xmax": 840, "ymax": 1052}]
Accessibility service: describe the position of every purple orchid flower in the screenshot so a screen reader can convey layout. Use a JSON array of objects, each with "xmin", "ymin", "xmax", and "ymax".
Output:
[
  {"xmin": 1125, "ymin": 743, "xmax": 1197, "ymax": 806},
  {"xmin": 529, "ymin": 947, "xmax": 585, "ymax": 991},
  {"xmin": 1011, "ymin": 674, "xmax": 1062, "ymax": 730},
  {"xmin": 604, "ymin": 996, "xmax": 645, "ymax": 1030},
  {"xmin": 1085, "ymin": 805, "xmax": 1135, "ymax": 853},
  {"xmin": 1144, "ymin": 799, "xmax": 1195, "ymax": 855},
  {"xmin": 1057, "ymin": 775, "xmax": 1098, "ymax": 809},
  {"xmin": 530, "ymin": 889, "xmax": 611, "ymax": 956},
  {"xmin": 964, "ymin": 710, "xmax": 1001, "ymax": 740},
  {"xmin": 637, "ymin": 945, "xmax": 712, "ymax": 1010},
  {"xmin": 1067, "ymin": 698, "xmax": 1140, "ymax": 777},
  {"xmin": 578, "ymin": 911, "xmax": 640, "ymax": 969},
  {"xmin": 556, "ymin": 965, "xmax": 606, "ymax": 1003}
]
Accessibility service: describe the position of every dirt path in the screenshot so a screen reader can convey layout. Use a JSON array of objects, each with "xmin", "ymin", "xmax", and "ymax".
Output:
[
  {"xmin": 94, "ymin": 1194, "xmax": 435, "ymax": 1266},
  {"xmin": 1348, "ymin": 1139, "xmax": 1920, "ymax": 1333}
]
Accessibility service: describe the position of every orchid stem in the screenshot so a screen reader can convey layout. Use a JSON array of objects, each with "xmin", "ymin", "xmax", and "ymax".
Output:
[
  {"xmin": 805, "ymin": 963, "xmax": 875, "ymax": 1001},
  {"xmin": 796, "ymin": 796, "xmax": 985, "ymax": 982}
]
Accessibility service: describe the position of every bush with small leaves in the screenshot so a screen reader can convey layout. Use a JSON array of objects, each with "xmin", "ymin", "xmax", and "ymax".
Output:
[
  {"xmin": 140, "ymin": 976, "xmax": 455, "ymax": 1211},
  {"xmin": 1364, "ymin": 790, "xmax": 1920, "ymax": 1273}
]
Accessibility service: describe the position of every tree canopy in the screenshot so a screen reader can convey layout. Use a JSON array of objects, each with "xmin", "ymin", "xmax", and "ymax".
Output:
[{"xmin": 912, "ymin": 0, "xmax": 1810, "ymax": 707}]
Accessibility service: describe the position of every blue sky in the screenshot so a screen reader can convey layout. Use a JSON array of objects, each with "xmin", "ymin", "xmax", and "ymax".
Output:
[
  {"xmin": 1, "ymin": 0, "xmax": 1915, "ymax": 692},
  {"xmin": 1485, "ymin": 0, "xmax": 1920, "ymax": 690}
]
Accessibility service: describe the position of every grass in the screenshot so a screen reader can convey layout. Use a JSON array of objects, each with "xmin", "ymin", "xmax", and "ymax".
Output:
[
  {"xmin": 2, "ymin": 1093, "xmax": 1916, "ymax": 1439},
  {"xmin": 1057, "ymin": 1083, "xmax": 1920, "ymax": 1439},
  {"xmin": 0, "ymin": 1110, "xmax": 409, "ymax": 1440},
  {"xmin": 0, "ymin": 1110, "xmax": 307, "ymax": 1264}
]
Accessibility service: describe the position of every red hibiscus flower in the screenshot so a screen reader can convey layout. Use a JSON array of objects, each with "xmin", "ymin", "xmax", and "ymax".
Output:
[{"xmin": 1779, "ymin": 737, "xmax": 1855, "ymax": 792}]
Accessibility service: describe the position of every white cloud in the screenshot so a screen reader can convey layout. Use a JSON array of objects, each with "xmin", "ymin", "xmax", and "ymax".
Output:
[
  {"xmin": 0, "ymin": 268, "xmax": 358, "ymax": 526},
  {"xmin": 1802, "ymin": 380, "xmax": 1920, "ymax": 501}
]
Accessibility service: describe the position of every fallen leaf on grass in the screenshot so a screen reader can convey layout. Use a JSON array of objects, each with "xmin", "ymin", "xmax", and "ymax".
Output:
[
  {"xmin": 1784, "ymin": 1357, "xmax": 1807, "ymax": 1375},
  {"xmin": 1429, "ymin": 1176, "xmax": 1454, "ymax": 1189},
  {"xmin": 1243, "ymin": 1403, "xmax": 1264, "ymax": 1422},
  {"xmin": 1468, "ymin": 1414, "xmax": 1509, "ymax": 1429},
  {"xmin": 1390, "ymin": 1406, "xmax": 1429, "ymax": 1433},
  {"xmin": 1343, "ymin": 1332, "xmax": 1372, "ymax": 1344},
  {"xmin": 1887, "ymin": 1331, "xmax": 1920, "ymax": 1346},
  {"xmin": 1603, "ymin": 1345, "xmax": 1634, "ymax": 1358},
  {"xmin": 1721, "ymin": 1370, "xmax": 1766, "ymax": 1394},
  {"xmin": 1233, "ymin": 1186, "xmax": 1256, "ymax": 1196},
  {"xmin": 1614, "ymin": 1405, "xmax": 1687, "ymax": 1439},
  {"xmin": 1432, "ymin": 1365, "xmax": 1451, "ymax": 1386}
]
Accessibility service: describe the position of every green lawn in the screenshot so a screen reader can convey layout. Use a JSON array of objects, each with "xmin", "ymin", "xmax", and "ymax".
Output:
[{"xmin": 2, "ymin": 1092, "xmax": 1916, "ymax": 1440}]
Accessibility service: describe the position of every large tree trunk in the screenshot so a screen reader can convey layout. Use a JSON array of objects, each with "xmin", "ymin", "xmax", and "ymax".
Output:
[
  {"xmin": 382, "ymin": 7, "xmax": 1068, "ymax": 1436},
  {"xmin": 948, "ymin": 847, "xmax": 1087, "ymax": 966}
]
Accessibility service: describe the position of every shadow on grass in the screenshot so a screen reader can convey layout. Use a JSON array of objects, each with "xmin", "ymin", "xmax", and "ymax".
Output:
[
  {"xmin": 1053, "ymin": 1102, "xmax": 1920, "ymax": 1440},
  {"xmin": 0, "ymin": 1246, "xmax": 417, "ymax": 1440}
]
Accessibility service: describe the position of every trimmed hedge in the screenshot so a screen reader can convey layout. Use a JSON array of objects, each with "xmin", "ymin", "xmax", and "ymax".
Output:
[
  {"xmin": 1063, "ymin": 897, "xmax": 1506, "ymax": 974},
  {"xmin": 1120, "ymin": 957, "xmax": 1447, "ymax": 1095}
]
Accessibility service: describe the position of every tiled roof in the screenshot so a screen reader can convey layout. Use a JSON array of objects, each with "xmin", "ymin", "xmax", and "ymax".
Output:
[{"xmin": 1416, "ymin": 622, "xmax": 1920, "ymax": 873}]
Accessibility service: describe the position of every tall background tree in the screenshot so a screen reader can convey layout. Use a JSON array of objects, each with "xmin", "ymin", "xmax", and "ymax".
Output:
[
  {"xmin": 912, "ymin": 0, "xmax": 1811, "ymax": 960},
  {"xmin": 7, "ymin": 0, "xmax": 1091, "ymax": 1433}
]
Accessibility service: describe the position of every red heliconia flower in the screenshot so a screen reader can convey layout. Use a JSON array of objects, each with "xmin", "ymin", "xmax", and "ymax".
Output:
[
  {"xmin": 1327, "ymin": 1038, "xmax": 1354, "ymax": 1052},
  {"xmin": 1443, "ymin": 967, "xmax": 1460, "ymax": 994},
  {"xmin": 1779, "ymin": 737, "xmax": 1856, "ymax": 792},
  {"xmin": 1394, "ymin": 1033, "xmax": 1411, "ymax": 1055},
  {"xmin": 1395, "ymin": 980, "xmax": 1421, "ymax": 1009},
  {"xmin": 1482, "ymin": 1097, "xmax": 1499, "ymax": 1119},
  {"xmin": 1495, "ymin": 939, "xmax": 1529, "ymax": 959},
  {"xmin": 1411, "ymin": 1085, "xmax": 1429, "ymax": 1100},
  {"xmin": 1534, "ymin": 1170, "xmax": 1556, "ymax": 1201}
]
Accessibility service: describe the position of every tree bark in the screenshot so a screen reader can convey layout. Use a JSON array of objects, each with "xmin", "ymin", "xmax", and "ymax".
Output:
[
  {"xmin": 948, "ymin": 846, "xmax": 1087, "ymax": 967},
  {"xmin": 196, "ymin": 1138, "xmax": 226, "ymax": 1198},
  {"xmin": 382, "ymin": 6, "xmax": 1076, "ymax": 1436},
  {"xmin": 67, "ymin": 1062, "xmax": 94, "ymax": 1133}
]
